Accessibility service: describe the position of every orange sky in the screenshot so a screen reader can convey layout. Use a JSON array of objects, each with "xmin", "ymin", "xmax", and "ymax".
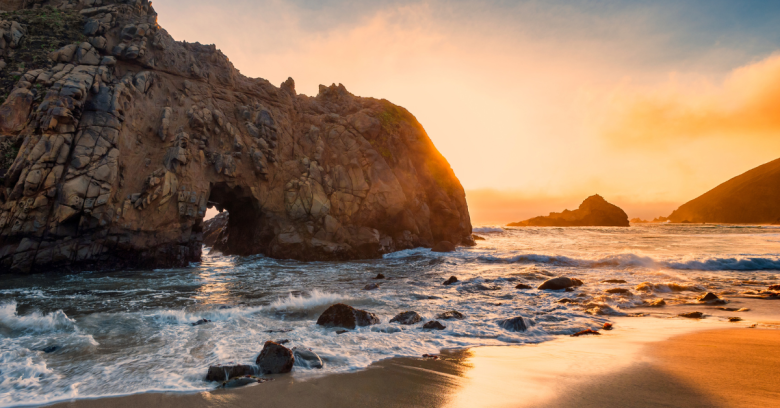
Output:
[{"xmin": 157, "ymin": 0, "xmax": 780, "ymax": 224}]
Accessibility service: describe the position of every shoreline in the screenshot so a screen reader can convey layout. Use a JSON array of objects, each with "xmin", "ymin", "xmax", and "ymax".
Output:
[{"xmin": 42, "ymin": 305, "xmax": 780, "ymax": 408}]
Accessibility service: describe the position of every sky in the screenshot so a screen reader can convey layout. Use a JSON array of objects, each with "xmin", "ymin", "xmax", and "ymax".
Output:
[{"xmin": 154, "ymin": 0, "xmax": 780, "ymax": 224}]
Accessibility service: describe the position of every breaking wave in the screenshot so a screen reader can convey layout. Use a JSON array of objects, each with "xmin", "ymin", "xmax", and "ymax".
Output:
[
  {"xmin": 0, "ymin": 302, "xmax": 77, "ymax": 336},
  {"xmin": 478, "ymin": 253, "xmax": 780, "ymax": 271},
  {"xmin": 473, "ymin": 226, "xmax": 505, "ymax": 234}
]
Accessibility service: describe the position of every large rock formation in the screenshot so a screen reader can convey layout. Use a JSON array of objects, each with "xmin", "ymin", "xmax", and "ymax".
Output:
[
  {"xmin": 668, "ymin": 158, "xmax": 780, "ymax": 224},
  {"xmin": 0, "ymin": 0, "xmax": 473, "ymax": 273},
  {"xmin": 507, "ymin": 195, "xmax": 629, "ymax": 227}
]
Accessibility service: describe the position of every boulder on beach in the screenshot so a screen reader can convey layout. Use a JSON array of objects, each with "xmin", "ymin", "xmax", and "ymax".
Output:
[
  {"xmin": 432, "ymin": 241, "xmax": 456, "ymax": 253},
  {"xmin": 507, "ymin": 195, "xmax": 630, "ymax": 227},
  {"xmin": 538, "ymin": 277, "xmax": 583, "ymax": 291},
  {"xmin": 390, "ymin": 311, "xmax": 423, "ymax": 325},
  {"xmin": 205, "ymin": 364, "xmax": 255, "ymax": 382},
  {"xmin": 498, "ymin": 316, "xmax": 528, "ymax": 332},
  {"xmin": 292, "ymin": 347, "xmax": 324, "ymax": 369},
  {"xmin": 697, "ymin": 293, "xmax": 726, "ymax": 304},
  {"xmin": 422, "ymin": 321, "xmax": 446, "ymax": 330},
  {"xmin": 255, "ymin": 341, "xmax": 295, "ymax": 374},
  {"xmin": 316, "ymin": 303, "xmax": 380, "ymax": 329},
  {"xmin": 436, "ymin": 310, "xmax": 464, "ymax": 320},
  {"xmin": 679, "ymin": 312, "xmax": 704, "ymax": 319},
  {"xmin": 443, "ymin": 276, "xmax": 459, "ymax": 285}
]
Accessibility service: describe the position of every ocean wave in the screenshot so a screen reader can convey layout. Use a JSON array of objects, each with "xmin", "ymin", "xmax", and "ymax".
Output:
[
  {"xmin": 477, "ymin": 253, "xmax": 780, "ymax": 271},
  {"xmin": 635, "ymin": 282, "xmax": 705, "ymax": 293},
  {"xmin": 473, "ymin": 226, "xmax": 505, "ymax": 234},
  {"xmin": 0, "ymin": 302, "xmax": 77, "ymax": 336},
  {"xmin": 269, "ymin": 289, "xmax": 353, "ymax": 311}
]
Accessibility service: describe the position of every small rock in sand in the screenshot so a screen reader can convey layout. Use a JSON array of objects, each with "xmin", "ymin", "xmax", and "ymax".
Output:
[
  {"xmin": 443, "ymin": 276, "xmax": 459, "ymax": 285},
  {"xmin": 256, "ymin": 341, "xmax": 295, "ymax": 374},
  {"xmin": 515, "ymin": 283, "xmax": 532, "ymax": 289},
  {"xmin": 423, "ymin": 321, "xmax": 446, "ymax": 330},
  {"xmin": 679, "ymin": 311, "xmax": 704, "ymax": 319},
  {"xmin": 390, "ymin": 311, "xmax": 423, "ymax": 325},
  {"xmin": 374, "ymin": 273, "xmax": 385, "ymax": 279},
  {"xmin": 697, "ymin": 292, "xmax": 726, "ymax": 304},
  {"xmin": 728, "ymin": 317, "xmax": 742, "ymax": 322},
  {"xmin": 602, "ymin": 323, "xmax": 613, "ymax": 330},
  {"xmin": 538, "ymin": 277, "xmax": 584, "ymax": 291},
  {"xmin": 436, "ymin": 310, "xmax": 464, "ymax": 320}
]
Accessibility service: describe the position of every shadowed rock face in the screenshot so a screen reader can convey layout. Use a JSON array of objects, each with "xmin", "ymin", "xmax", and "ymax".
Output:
[
  {"xmin": 668, "ymin": 157, "xmax": 780, "ymax": 224},
  {"xmin": 507, "ymin": 195, "xmax": 629, "ymax": 227},
  {"xmin": 0, "ymin": 0, "xmax": 473, "ymax": 273}
]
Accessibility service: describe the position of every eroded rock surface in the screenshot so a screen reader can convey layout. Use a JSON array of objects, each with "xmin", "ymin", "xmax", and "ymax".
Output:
[
  {"xmin": 508, "ymin": 195, "xmax": 629, "ymax": 227},
  {"xmin": 0, "ymin": 0, "xmax": 473, "ymax": 273}
]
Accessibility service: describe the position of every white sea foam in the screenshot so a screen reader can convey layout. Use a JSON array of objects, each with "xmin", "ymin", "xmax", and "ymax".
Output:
[
  {"xmin": 269, "ymin": 289, "xmax": 353, "ymax": 311},
  {"xmin": 0, "ymin": 302, "xmax": 77, "ymax": 336},
  {"xmin": 477, "ymin": 253, "xmax": 780, "ymax": 271},
  {"xmin": 473, "ymin": 226, "xmax": 505, "ymax": 234}
]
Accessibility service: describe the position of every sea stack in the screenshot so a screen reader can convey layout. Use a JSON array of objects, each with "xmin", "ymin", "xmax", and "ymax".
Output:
[
  {"xmin": 668, "ymin": 157, "xmax": 780, "ymax": 224},
  {"xmin": 508, "ymin": 195, "xmax": 629, "ymax": 227},
  {"xmin": 0, "ymin": 0, "xmax": 473, "ymax": 273}
]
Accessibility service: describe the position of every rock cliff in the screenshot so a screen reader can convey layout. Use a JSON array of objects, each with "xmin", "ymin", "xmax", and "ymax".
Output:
[
  {"xmin": 507, "ymin": 195, "xmax": 629, "ymax": 227},
  {"xmin": 668, "ymin": 158, "xmax": 780, "ymax": 224},
  {"xmin": 0, "ymin": 0, "xmax": 473, "ymax": 273}
]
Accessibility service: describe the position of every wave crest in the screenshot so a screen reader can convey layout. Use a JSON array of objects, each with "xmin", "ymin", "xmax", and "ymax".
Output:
[
  {"xmin": 478, "ymin": 253, "xmax": 780, "ymax": 271},
  {"xmin": 0, "ymin": 302, "xmax": 77, "ymax": 336}
]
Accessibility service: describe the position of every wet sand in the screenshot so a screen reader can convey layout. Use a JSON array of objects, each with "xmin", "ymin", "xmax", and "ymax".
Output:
[{"xmin": 46, "ymin": 315, "xmax": 780, "ymax": 408}]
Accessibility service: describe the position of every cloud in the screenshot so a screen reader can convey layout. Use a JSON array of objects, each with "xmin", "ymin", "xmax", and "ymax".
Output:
[{"xmin": 601, "ymin": 53, "xmax": 780, "ymax": 148}]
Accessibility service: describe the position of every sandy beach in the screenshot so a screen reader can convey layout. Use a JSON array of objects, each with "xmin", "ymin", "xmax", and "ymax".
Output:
[{"xmin": 45, "ymin": 306, "xmax": 780, "ymax": 408}]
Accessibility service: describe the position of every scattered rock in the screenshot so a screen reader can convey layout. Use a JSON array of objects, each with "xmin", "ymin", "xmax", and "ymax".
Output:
[
  {"xmin": 558, "ymin": 298, "xmax": 578, "ymax": 304},
  {"xmin": 422, "ymin": 354, "xmax": 439, "ymax": 359},
  {"xmin": 602, "ymin": 323, "xmax": 613, "ymax": 330},
  {"xmin": 390, "ymin": 311, "xmax": 423, "ymax": 325},
  {"xmin": 435, "ymin": 310, "xmax": 464, "ymax": 320},
  {"xmin": 497, "ymin": 316, "xmax": 528, "ymax": 332},
  {"xmin": 374, "ymin": 273, "xmax": 385, "ymax": 279},
  {"xmin": 255, "ymin": 341, "xmax": 295, "ymax": 374},
  {"xmin": 336, "ymin": 330, "xmax": 348, "ymax": 335},
  {"xmin": 432, "ymin": 241, "xmax": 456, "ymax": 253},
  {"xmin": 696, "ymin": 292, "xmax": 725, "ymax": 304},
  {"xmin": 443, "ymin": 276, "xmax": 459, "ymax": 285},
  {"xmin": 192, "ymin": 319, "xmax": 211, "ymax": 326},
  {"xmin": 206, "ymin": 364, "xmax": 255, "ymax": 382},
  {"xmin": 538, "ymin": 277, "xmax": 584, "ymax": 291},
  {"xmin": 728, "ymin": 317, "xmax": 742, "ymax": 322},
  {"xmin": 678, "ymin": 312, "xmax": 704, "ymax": 319},
  {"xmin": 769, "ymin": 285, "xmax": 780, "ymax": 291},
  {"xmin": 292, "ymin": 347, "xmax": 324, "ymax": 369},
  {"xmin": 644, "ymin": 298, "xmax": 666, "ymax": 307},
  {"xmin": 605, "ymin": 288, "xmax": 631, "ymax": 295},
  {"xmin": 515, "ymin": 283, "xmax": 532, "ymax": 289},
  {"xmin": 571, "ymin": 329, "xmax": 601, "ymax": 337},
  {"xmin": 363, "ymin": 283, "xmax": 380, "ymax": 291},
  {"xmin": 602, "ymin": 279, "xmax": 627, "ymax": 284},
  {"xmin": 473, "ymin": 234, "xmax": 486, "ymax": 241},
  {"xmin": 719, "ymin": 307, "xmax": 749, "ymax": 312},
  {"xmin": 220, "ymin": 376, "xmax": 273, "ymax": 388},
  {"xmin": 317, "ymin": 304, "xmax": 380, "ymax": 329},
  {"xmin": 422, "ymin": 321, "xmax": 446, "ymax": 330}
]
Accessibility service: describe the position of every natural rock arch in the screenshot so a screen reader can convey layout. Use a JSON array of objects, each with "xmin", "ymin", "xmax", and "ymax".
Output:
[{"xmin": 0, "ymin": 0, "xmax": 473, "ymax": 273}]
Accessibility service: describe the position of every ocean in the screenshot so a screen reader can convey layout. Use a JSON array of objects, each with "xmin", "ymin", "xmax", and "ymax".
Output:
[{"xmin": 1, "ymin": 224, "xmax": 779, "ymax": 407}]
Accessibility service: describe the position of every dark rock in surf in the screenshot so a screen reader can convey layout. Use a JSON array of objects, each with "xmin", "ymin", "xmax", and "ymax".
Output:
[
  {"xmin": 602, "ymin": 279, "xmax": 627, "ymax": 284},
  {"xmin": 374, "ymin": 273, "xmax": 385, "ymax": 279},
  {"xmin": 292, "ymin": 347, "xmax": 324, "ymax": 369},
  {"xmin": 390, "ymin": 311, "xmax": 423, "ymax": 325},
  {"xmin": 220, "ymin": 377, "xmax": 272, "ymax": 388},
  {"xmin": 473, "ymin": 234, "xmax": 486, "ymax": 241},
  {"xmin": 317, "ymin": 303, "xmax": 380, "ymax": 329},
  {"xmin": 571, "ymin": 329, "xmax": 601, "ymax": 337},
  {"xmin": 255, "ymin": 341, "xmax": 294, "ymax": 374},
  {"xmin": 432, "ymin": 241, "xmax": 456, "ymax": 253},
  {"xmin": 206, "ymin": 364, "xmax": 255, "ymax": 382},
  {"xmin": 41, "ymin": 346, "xmax": 59, "ymax": 354},
  {"xmin": 498, "ymin": 316, "xmax": 529, "ymax": 332},
  {"xmin": 678, "ymin": 312, "xmax": 704, "ymax": 319},
  {"xmin": 336, "ymin": 330, "xmax": 348, "ymax": 335},
  {"xmin": 697, "ymin": 292, "xmax": 726, "ymax": 304},
  {"xmin": 507, "ymin": 195, "xmax": 629, "ymax": 227},
  {"xmin": 422, "ymin": 321, "xmax": 446, "ymax": 330},
  {"xmin": 538, "ymin": 277, "xmax": 583, "ymax": 291},
  {"xmin": 363, "ymin": 283, "xmax": 380, "ymax": 291},
  {"xmin": 192, "ymin": 319, "xmax": 211, "ymax": 326},
  {"xmin": 605, "ymin": 288, "xmax": 631, "ymax": 295},
  {"xmin": 515, "ymin": 283, "xmax": 532, "ymax": 289},
  {"xmin": 558, "ymin": 298, "xmax": 578, "ymax": 304},
  {"xmin": 436, "ymin": 310, "xmax": 464, "ymax": 320},
  {"xmin": 443, "ymin": 276, "xmax": 459, "ymax": 285}
]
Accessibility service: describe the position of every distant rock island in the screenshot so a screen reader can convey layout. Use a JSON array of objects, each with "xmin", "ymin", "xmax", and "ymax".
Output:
[
  {"xmin": 630, "ymin": 216, "xmax": 668, "ymax": 224},
  {"xmin": 507, "ymin": 195, "xmax": 629, "ymax": 227},
  {"xmin": 0, "ymin": 0, "xmax": 473, "ymax": 273},
  {"xmin": 668, "ymin": 158, "xmax": 780, "ymax": 224}
]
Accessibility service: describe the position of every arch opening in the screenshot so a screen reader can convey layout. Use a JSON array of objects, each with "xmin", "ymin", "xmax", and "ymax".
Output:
[{"xmin": 204, "ymin": 183, "xmax": 273, "ymax": 256}]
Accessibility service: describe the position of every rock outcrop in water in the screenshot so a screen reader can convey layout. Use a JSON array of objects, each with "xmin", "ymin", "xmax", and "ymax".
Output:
[
  {"xmin": 0, "ymin": 0, "xmax": 473, "ymax": 273},
  {"xmin": 668, "ymin": 157, "xmax": 780, "ymax": 224},
  {"xmin": 507, "ymin": 195, "xmax": 629, "ymax": 227}
]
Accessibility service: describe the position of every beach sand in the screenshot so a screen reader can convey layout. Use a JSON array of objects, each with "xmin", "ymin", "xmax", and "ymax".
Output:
[{"xmin": 46, "ymin": 311, "xmax": 780, "ymax": 408}]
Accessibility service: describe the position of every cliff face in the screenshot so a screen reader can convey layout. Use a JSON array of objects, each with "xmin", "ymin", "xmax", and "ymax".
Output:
[
  {"xmin": 0, "ymin": 0, "xmax": 473, "ymax": 273},
  {"xmin": 668, "ymin": 158, "xmax": 780, "ymax": 224},
  {"xmin": 508, "ymin": 195, "xmax": 629, "ymax": 227}
]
